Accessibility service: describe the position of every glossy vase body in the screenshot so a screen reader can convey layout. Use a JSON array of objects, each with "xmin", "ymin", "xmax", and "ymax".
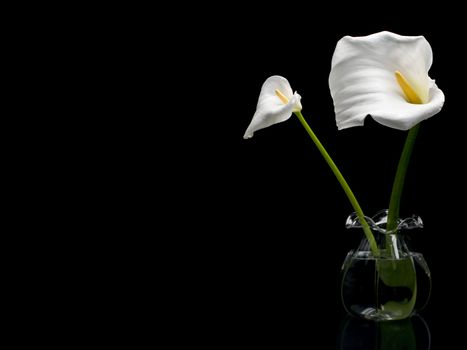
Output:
[{"xmin": 341, "ymin": 210, "xmax": 431, "ymax": 321}]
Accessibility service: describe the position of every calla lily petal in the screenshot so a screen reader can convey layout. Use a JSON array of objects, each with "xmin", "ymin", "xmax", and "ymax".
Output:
[
  {"xmin": 244, "ymin": 76, "xmax": 302, "ymax": 139},
  {"xmin": 329, "ymin": 31, "xmax": 445, "ymax": 131}
]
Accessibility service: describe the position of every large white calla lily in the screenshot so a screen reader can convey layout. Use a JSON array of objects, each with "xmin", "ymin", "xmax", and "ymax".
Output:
[
  {"xmin": 329, "ymin": 31, "xmax": 445, "ymax": 130},
  {"xmin": 243, "ymin": 75, "xmax": 302, "ymax": 139}
]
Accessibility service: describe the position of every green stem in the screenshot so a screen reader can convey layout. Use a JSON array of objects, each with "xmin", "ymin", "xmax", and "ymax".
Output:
[
  {"xmin": 294, "ymin": 111, "xmax": 379, "ymax": 256},
  {"xmin": 387, "ymin": 124, "xmax": 421, "ymax": 233}
]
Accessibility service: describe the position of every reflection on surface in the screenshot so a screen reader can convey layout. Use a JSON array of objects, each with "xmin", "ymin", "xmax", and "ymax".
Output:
[{"xmin": 337, "ymin": 314, "xmax": 430, "ymax": 349}]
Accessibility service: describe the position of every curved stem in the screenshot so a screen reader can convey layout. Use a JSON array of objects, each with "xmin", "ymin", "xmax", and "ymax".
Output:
[
  {"xmin": 387, "ymin": 124, "xmax": 420, "ymax": 233},
  {"xmin": 294, "ymin": 111, "xmax": 379, "ymax": 256}
]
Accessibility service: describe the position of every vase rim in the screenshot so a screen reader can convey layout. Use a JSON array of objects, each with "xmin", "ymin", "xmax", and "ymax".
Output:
[
  {"xmin": 348, "ymin": 250, "xmax": 417, "ymax": 261},
  {"xmin": 345, "ymin": 209, "xmax": 423, "ymax": 234}
]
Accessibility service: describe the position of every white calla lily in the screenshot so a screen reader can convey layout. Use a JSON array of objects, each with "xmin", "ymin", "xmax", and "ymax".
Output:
[
  {"xmin": 244, "ymin": 75, "xmax": 379, "ymax": 254},
  {"xmin": 243, "ymin": 75, "xmax": 302, "ymax": 139},
  {"xmin": 329, "ymin": 31, "xmax": 445, "ymax": 130}
]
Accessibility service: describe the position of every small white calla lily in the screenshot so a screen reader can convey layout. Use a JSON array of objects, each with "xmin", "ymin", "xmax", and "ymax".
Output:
[
  {"xmin": 244, "ymin": 75, "xmax": 302, "ymax": 139},
  {"xmin": 329, "ymin": 31, "xmax": 445, "ymax": 130}
]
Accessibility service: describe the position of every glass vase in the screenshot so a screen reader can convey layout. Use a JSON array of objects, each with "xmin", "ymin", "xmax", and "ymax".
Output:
[{"xmin": 341, "ymin": 210, "xmax": 431, "ymax": 321}]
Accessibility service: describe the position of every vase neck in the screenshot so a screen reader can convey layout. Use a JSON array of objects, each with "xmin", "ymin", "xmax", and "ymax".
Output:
[
  {"xmin": 346, "ymin": 210, "xmax": 423, "ymax": 258},
  {"xmin": 357, "ymin": 231, "xmax": 410, "ymax": 258}
]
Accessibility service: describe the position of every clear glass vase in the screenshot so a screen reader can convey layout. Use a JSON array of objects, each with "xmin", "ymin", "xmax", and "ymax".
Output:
[{"xmin": 341, "ymin": 210, "xmax": 431, "ymax": 321}]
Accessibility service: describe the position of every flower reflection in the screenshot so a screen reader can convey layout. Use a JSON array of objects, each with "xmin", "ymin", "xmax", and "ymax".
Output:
[{"xmin": 337, "ymin": 314, "xmax": 431, "ymax": 349}]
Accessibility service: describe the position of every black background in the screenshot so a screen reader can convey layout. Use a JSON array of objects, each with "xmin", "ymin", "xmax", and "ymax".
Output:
[
  {"xmin": 15, "ymin": 6, "xmax": 466, "ymax": 348},
  {"xmin": 168, "ymin": 9, "xmax": 466, "ymax": 348}
]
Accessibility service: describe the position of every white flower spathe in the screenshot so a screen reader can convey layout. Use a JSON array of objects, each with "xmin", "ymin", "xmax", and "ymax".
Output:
[
  {"xmin": 244, "ymin": 75, "xmax": 302, "ymax": 139},
  {"xmin": 329, "ymin": 31, "xmax": 445, "ymax": 131}
]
